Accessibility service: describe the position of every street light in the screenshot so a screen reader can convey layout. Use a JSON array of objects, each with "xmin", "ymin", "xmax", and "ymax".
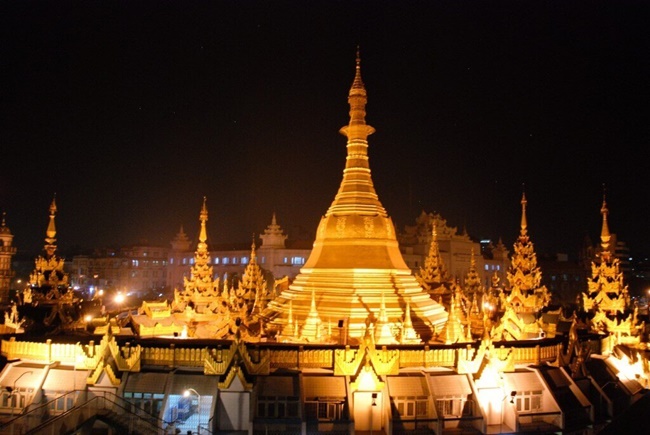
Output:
[{"xmin": 183, "ymin": 388, "xmax": 201, "ymax": 434}]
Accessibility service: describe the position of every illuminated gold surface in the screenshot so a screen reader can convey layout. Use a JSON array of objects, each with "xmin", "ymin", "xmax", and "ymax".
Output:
[{"xmin": 264, "ymin": 52, "xmax": 447, "ymax": 342}]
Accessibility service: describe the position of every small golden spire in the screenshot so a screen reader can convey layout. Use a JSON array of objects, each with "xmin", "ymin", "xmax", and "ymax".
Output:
[
  {"xmin": 199, "ymin": 196, "xmax": 208, "ymax": 244},
  {"xmin": 600, "ymin": 185, "xmax": 611, "ymax": 250},
  {"xmin": 45, "ymin": 194, "xmax": 57, "ymax": 245},
  {"xmin": 250, "ymin": 233, "xmax": 257, "ymax": 261},
  {"xmin": 520, "ymin": 188, "xmax": 528, "ymax": 235}
]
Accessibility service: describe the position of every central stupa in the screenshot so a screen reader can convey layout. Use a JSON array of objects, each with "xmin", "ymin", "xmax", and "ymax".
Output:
[{"xmin": 263, "ymin": 51, "xmax": 447, "ymax": 343}]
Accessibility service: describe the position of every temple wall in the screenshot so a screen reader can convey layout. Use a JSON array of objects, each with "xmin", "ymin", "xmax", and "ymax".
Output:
[{"xmin": 2, "ymin": 338, "xmax": 562, "ymax": 373}]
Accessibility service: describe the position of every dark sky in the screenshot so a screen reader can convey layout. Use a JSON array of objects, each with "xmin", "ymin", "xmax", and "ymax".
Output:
[{"xmin": 1, "ymin": 0, "xmax": 648, "ymax": 259}]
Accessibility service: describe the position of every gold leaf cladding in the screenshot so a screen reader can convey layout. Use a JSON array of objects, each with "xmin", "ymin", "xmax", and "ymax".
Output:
[
  {"xmin": 364, "ymin": 216, "xmax": 374, "ymax": 238},
  {"xmin": 336, "ymin": 216, "xmax": 347, "ymax": 237}
]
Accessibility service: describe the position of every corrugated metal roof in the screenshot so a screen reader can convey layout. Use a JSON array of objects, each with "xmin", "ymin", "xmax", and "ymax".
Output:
[
  {"xmin": 387, "ymin": 375, "xmax": 428, "ymax": 397},
  {"xmin": 303, "ymin": 376, "xmax": 346, "ymax": 398},
  {"xmin": 258, "ymin": 376, "xmax": 298, "ymax": 397},
  {"xmin": 124, "ymin": 372, "xmax": 170, "ymax": 394},
  {"xmin": 427, "ymin": 374, "xmax": 471, "ymax": 396}
]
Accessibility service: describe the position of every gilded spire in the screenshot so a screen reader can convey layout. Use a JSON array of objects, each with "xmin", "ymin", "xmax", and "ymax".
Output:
[
  {"xmin": 520, "ymin": 189, "xmax": 528, "ymax": 236},
  {"xmin": 45, "ymin": 194, "xmax": 57, "ymax": 246},
  {"xmin": 199, "ymin": 196, "xmax": 208, "ymax": 244},
  {"xmin": 330, "ymin": 47, "xmax": 384, "ymax": 217},
  {"xmin": 600, "ymin": 187, "xmax": 611, "ymax": 251},
  {"xmin": 250, "ymin": 233, "xmax": 257, "ymax": 261}
]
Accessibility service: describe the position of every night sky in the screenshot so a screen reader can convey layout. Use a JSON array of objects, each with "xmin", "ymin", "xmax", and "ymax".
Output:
[{"xmin": 1, "ymin": 1, "xmax": 648, "ymax": 259}]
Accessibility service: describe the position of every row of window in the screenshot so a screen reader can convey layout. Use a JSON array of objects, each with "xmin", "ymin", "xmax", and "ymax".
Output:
[
  {"xmin": 255, "ymin": 391, "xmax": 543, "ymax": 421},
  {"xmin": 170, "ymin": 256, "xmax": 306, "ymax": 266}
]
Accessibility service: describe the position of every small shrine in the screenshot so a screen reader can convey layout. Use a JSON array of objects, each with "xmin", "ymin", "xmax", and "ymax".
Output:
[{"xmin": 130, "ymin": 198, "xmax": 269, "ymax": 340}]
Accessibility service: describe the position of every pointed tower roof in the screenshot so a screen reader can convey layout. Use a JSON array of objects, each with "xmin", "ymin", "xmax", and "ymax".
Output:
[
  {"xmin": 173, "ymin": 197, "xmax": 220, "ymax": 310},
  {"xmin": 503, "ymin": 192, "xmax": 550, "ymax": 315},
  {"xmin": 259, "ymin": 212, "xmax": 288, "ymax": 248},
  {"xmin": 45, "ymin": 195, "xmax": 58, "ymax": 257},
  {"xmin": 264, "ymin": 50, "xmax": 447, "ymax": 342},
  {"xmin": 583, "ymin": 193, "xmax": 632, "ymax": 335},
  {"xmin": 28, "ymin": 196, "xmax": 69, "ymax": 296},
  {"xmin": 599, "ymin": 191, "xmax": 612, "ymax": 254},
  {"xmin": 170, "ymin": 225, "xmax": 192, "ymax": 251}
]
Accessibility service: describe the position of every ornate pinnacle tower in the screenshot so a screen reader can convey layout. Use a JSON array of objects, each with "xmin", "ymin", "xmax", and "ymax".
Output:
[
  {"xmin": 173, "ymin": 197, "xmax": 221, "ymax": 312},
  {"xmin": 0, "ymin": 213, "xmax": 17, "ymax": 302},
  {"xmin": 264, "ymin": 51, "xmax": 447, "ymax": 342},
  {"xmin": 583, "ymin": 194, "xmax": 633, "ymax": 338},
  {"xmin": 416, "ymin": 221, "xmax": 453, "ymax": 304},
  {"xmin": 502, "ymin": 192, "xmax": 550, "ymax": 314},
  {"xmin": 28, "ymin": 196, "xmax": 70, "ymax": 300}
]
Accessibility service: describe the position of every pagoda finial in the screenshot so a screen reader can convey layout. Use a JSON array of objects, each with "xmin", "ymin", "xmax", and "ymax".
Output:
[
  {"xmin": 250, "ymin": 233, "xmax": 257, "ymax": 261},
  {"xmin": 271, "ymin": 212, "xmax": 277, "ymax": 226},
  {"xmin": 520, "ymin": 188, "xmax": 528, "ymax": 235},
  {"xmin": 199, "ymin": 196, "xmax": 208, "ymax": 244},
  {"xmin": 339, "ymin": 46, "xmax": 375, "ymax": 139},
  {"xmin": 45, "ymin": 194, "xmax": 57, "ymax": 247},
  {"xmin": 600, "ymin": 185, "xmax": 611, "ymax": 250}
]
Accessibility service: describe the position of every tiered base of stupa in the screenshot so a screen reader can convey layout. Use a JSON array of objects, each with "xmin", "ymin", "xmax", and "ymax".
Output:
[{"xmin": 265, "ymin": 268, "xmax": 448, "ymax": 343}]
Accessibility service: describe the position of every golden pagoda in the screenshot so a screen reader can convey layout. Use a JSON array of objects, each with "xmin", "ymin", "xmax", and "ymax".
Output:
[
  {"xmin": 26, "ymin": 196, "xmax": 71, "ymax": 302},
  {"xmin": 263, "ymin": 51, "xmax": 447, "ymax": 343},
  {"xmin": 582, "ymin": 194, "xmax": 640, "ymax": 348},
  {"xmin": 492, "ymin": 193, "xmax": 551, "ymax": 341},
  {"xmin": 172, "ymin": 197, "xmax": 221, "ymax": 313},
  {"xmin": 133, "ymin": 198, "xmax": 267, "ymax": 340},
  {"xmin": 415, "ymin": 221, "xmax": 454, "ymax": 306},
  {"xmin": 464, "ymin": 248, "xmax": 488, "ymax": 338}
]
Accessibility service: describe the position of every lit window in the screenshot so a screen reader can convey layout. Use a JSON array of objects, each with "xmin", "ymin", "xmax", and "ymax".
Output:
[
  {"xmin": 214, "ymin": 258, "xmax": 219, "ymax": 265},
  {"xmin": 242, "ymin": 257, "xmax": 248, "ymax": 264},
  {"xmin": 261, "ymin": 256, "xmax": 266, "ymax": 264},
  {"xmin": 233, "ymin": 257, "xmax": 238, "ymax": 264},
  {"xmin": 223, "ymin": 258, "xmax": 229, "ymax": 265},
  {"xmin": 435, "ymin": 397, "xmax": 470, "ymax": 417},
  {"xmin": 170, "ymin": 258, "xmax": 174, "ymax": 265},
  {"xmin": 514, "ymin": 390, "xmax": 542, "ymax": 412},
  {"xmin": 393, "ymin": 396, "xmax": 428, "ymax": 418},
  {"xmin": 132, "ymin": 260, "xmax": 139, "ymax": 267},
  {"xmin": 484, "ymin": 265, "xmax": 489, "ymax": 271}
]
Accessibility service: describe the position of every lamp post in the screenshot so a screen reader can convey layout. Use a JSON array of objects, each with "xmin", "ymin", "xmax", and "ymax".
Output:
[{"xmin": 183, "ymin": 388, "xmax": 201, "ymax": 434}]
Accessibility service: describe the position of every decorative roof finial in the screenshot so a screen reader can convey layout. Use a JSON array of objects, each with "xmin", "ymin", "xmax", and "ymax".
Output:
[
  {"xmin": 250, "ymin": 233, "xmax": 257, "ymax": 261},
  {"xmin": 520, "ymin": 185, "xmax": 528, "ymax": 235},
  {"xmin": 45, "ymin": 194, "xmax": 57, "ymax": 246},
  {"xmin": 600, "ymin": 184, "xmax": 611, "ymax": 250},
  {"xmin": 199, "ymin": 196, "xmax": 208, "ymax": 244}
]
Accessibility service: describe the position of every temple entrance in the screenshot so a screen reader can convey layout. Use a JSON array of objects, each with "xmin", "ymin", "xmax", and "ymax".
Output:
[
  {"xmin": 218, "ymin": 391, "xmax": 250, "ymax": 431},
  {"xmin": 353, "ymin": 391, "xmax": 381, "ymax": 433}
]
